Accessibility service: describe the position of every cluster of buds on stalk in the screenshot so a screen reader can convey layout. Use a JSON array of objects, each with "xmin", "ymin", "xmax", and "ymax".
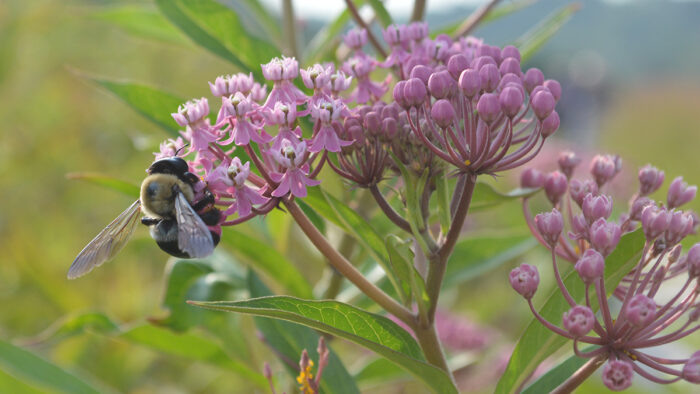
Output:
[
  {"xmin": 263, "ymin": 337, "xmax": 329, "ymax": 394},
  {"xmin": 158, "ymin": 22, "xmax": 560, "ymax": 235},
  {"xmin": 511, "ymin": 151, "xmax": 700, "ymax": 390}
]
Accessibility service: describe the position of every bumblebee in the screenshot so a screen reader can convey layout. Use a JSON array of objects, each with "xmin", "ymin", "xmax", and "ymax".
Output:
[{"xmin": 68, "ymin": 157, "xmax": 221, "ymax": 279}]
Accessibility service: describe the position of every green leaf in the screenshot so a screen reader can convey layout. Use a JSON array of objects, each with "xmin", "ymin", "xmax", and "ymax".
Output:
[
  {"xmin": 444, "ymin": 233, "xmax": 537, "ymax": 286},
  {"xmin": 155, "ymin": 0, "xmax": 279, "ymax": 77},
  {"xmin": 514, "ymin": 3, "xmax": 580, "ymax": 62},
  {"xmin": 521, "ymin": 348, "xmax": 594, "ymax": 394},
  {"xmin": 304, "ymin": 8, "xmax": 353, "ymax": 62},
  {"xmin": 93, "ymin": 5, "xmax": 189, "ymax": 46},
  {"xmin": 236, "ymin": 0, "xmax": 282, "ymax": 45},
  {"xmin": 470, "ymin": 183, "xmax": 540, "ymax": 211},
  {"xmin": 83, "ymin": 76, "xmax": 184, "ymax": 136},
  {"xmin": 495, "ymin": 229, "xmax": 645, "ymax": 394},
  {"xmin": 220, "ymin": 228, "xmax": 313, "ymax": 298},
  {"xmin": 386, "ymin": 235, "xmax": 429, "ymax": 314},
  {"xmin": 190, "ymin": 296, "xmax": 458, "ymax": 394},
  {"xmin": 435, "ymin": 172, "xmax": 451, "ymax": 234},
  {"xmin": 0, "ymin": 339, "xmax": 102, "ymax": 394},
  {"xmin": 247, "ymin": 272, "xmax": 360, "ymax": 394},
  {"xmin": 65, "ymin": 172, "xmax": 140, "ymax": 198},
  {"xmin": 354, "ymin": 357, "xmax": 407, "ymax": 384},
  {"xmin": 367, "ymin": 0, "xmax": 393, "ymax": 28},
  {"xmin": 432, "ymin": 0, "xmax": 537, "ymax": 37},
  {"xmin": 0, "ymin": 369, "xmax": 43, "ymax": 394}
]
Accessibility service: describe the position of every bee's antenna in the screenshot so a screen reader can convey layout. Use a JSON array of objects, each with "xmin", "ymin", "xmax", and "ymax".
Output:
[{"xmin": 175, "ymin": 143, "xmax": 190, "ymax": 157}]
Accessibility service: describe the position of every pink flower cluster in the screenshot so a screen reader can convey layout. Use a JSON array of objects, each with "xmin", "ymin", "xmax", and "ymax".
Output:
[{"xmin": 511, "ymin": 151, "xmax": 700, "ymax": 390}]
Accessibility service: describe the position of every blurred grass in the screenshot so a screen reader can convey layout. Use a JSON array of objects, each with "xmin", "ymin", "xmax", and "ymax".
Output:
[{"xmin": 1, "ymin": 0, "xmax": 699, "ymax": 393}]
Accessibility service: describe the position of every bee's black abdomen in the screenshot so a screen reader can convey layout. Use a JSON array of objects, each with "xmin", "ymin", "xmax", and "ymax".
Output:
[
  {"xmin": 211, "ymin": 231, "xmax": 220, "ymax": 247},
  {"xmin": 198, "ymin": 208, "xmax": 221, "ymax": 226}
]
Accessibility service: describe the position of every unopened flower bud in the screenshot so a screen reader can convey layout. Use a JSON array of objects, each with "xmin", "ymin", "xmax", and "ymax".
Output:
[
  {"xmin": 431, "ymin": 100, "xmax": 456, "ymax": 129},
  {"xmin": 540, "ymin": 110, "xmax": 560, "ymax": 137},
  {"xmin": 476, "ymin": 93, "xmax": 501, "ymax": 124},
  {"xmin": 543, "ymin": 79, "xmax": 562, "ymax": 102},
  {"xmin": 382, "ymin": 118, "xmax": 398, "ymax": 140},
  {"xmin": 665, "ymin": 210, "xmax": 695, "ymax": 245},
  {"xmin": 625, "ymin": 294, "xmax": 657, "ymax": 327},
  {"xmin": 569, "ymin": 179, "xmax": 598, "ymax": 207},
  {"xmin": 520, "ymin": 168, "xmax": 545, "ymax": 188},
  {"xmin": 404, "ymin": 78, "xmax": 427, "ymax": 107},
  {"xmin": 428, "ymin": 70, "xmax": 456, "ymax": 99},
  {"xmin": 344, "ymin": 28, "xmax": 367, "ymax": 50},
  {"xmin": 499, "ymin": 57, "xmax": 522, "ymax": 77},
  {"xmin": 602, "ymin": 360, "xmax": 634, "ymax": 391},
  {"xmin": 563, "ymin": 305, "xmax": 595, "ymax": 337},
  {"xmin": 410, "ymin": 65, "xmax": 433, "ymax": 85},
  {"xmin": 589, "ymin": 218, "xmax": 621, "ymax": 257},
  {"xmin": 638, "ymin": 164, "xmax": 664, "ymax": 196},
  {"xmin": 687, "ymin": 243, "xmax": 700, "ymax": 277},
  {"xmin": 668, "ymin": 176, "xmax": 697, "ymax": 209},
  {"xmin": 535, "ymin": 208, "xmax": 564, "ymax": 246},
  {"xmin": 641, "ymin": 205, "xmax": 671, "ymax": 240},
  {"xmin": 683, "ymin": 351, "xmax": 700, "ymax": 384},
  {"xmin": 582, "ymin": 193, "xmax": 613, "ymax": 224},
  {"xmin": 499, "ymin": 86, "xmax": 523, "ymax": 118},
  {"xmin": 501, "ymin": 45, "xmax": 521, "ymax": 62},
  {"xmin": 590, "ymin": 154, "xmax": 621, "ymax": 187},
  {"xmin": 544, "ymin": 171, "xmax": 568, "ymax": 206},
  {"xmin": 558, "ymin": 151, "xmax": 580, "ymax": 178},
  {"xmin": 364, "ymin": 111, "xmax": 380, "ymax": 134},
  {"xmin": 523, "ymin": 68, "xmax": 545, "ymax": 93},
  {"xmin": 447, "ymin": 54, "xmax": 470, "ymax": 79},
  {"xmin": 479, "ymin": 63, "xmax": 500, "ymax": 92},
  {"xmin": 509, "ymin": 263, "xmax": 539, "ymax": 299},
  {"xmin": 393, "ymin": 81, "xmax": 408, "ymax": 108},
  {"xmin": 575, "ymin": 249, "xmax": 605, "ymax": 283},
  {"xmin": 459, "ymin": 69, "xmax": 481, "ymax": 98},
  {"xmin": 629, "ymin": 196, "xmax": 652, "ymax": 221},
  {"xmin": 570, "ymin": 213, "xmax": 588, "ymax": 239},
  {"xmin": 531, "ymin": 90, "xmax": 556, "ymax": 120}
]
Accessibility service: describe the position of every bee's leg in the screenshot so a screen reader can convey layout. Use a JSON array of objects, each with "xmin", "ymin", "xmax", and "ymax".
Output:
[
  {"xmin": 141, "ymin": 216, "xmax": 161, "ymax": 226},
  {"xmin": 193, "ymin": 189, "xmax": 216, "ymax": 211}
]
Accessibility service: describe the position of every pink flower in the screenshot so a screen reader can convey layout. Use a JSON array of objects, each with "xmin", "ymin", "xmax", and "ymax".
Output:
[
  {"xmin": 270, "ymin": 140, "xmax": 320, "ymax": 198},
  {"xmin": 343, "ymin": 56, "xmax": 388, "ymax": 104},
  {"xmin": 224, "ymin": 158, "xmax": 268, "ymax": 217},
  {"xmin": 264, "ymin": 103, "xmax": 303, "ymax": 150},
  {"xmin": 261, "ymin": 57, "xmax": 307, "ymax": 109},
  {"xmin": 218, "ymin": 93, "xmax": 271, "ymax": 146},
  {"xmin": 154, "ymin": 137, "xmax": 186, "ymax": 160},
  {"xmin": 308, "ymin": 100, "xmax": 352, "ymax": 153}
]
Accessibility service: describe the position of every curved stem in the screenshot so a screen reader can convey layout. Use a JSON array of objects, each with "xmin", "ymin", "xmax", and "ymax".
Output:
[
  {"xmin": 369, "ymin": 184, "xmax": 412, "ymax": 233},
  {"xmin": 551, "ymin": 354, "xmax": 606, "ymax": 394},
  {"xmin": 344, "ymin": 0, "xmax": 387, "ymax": 58}
]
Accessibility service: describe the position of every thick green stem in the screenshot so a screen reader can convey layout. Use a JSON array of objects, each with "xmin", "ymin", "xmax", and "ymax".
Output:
[
  {"xmin": 426, "ymin": 174, "xmax": 477, "ymax": 320},
  {"xmin": 282, "ymin": 0, "xmax": 299, "ymax": 58},
  {"xmin": 410, "ymin": 0, "xmax": 427, "ymax": 22},
  {"xmin": 551, "ymin": 354, "xmax": 606, "ymax": 394},
  {"xmin": 284, "ymin": 199, "xmax": 414, "ymax": 324},
  {"xmin": 322, "ymin": 235, "xmax": 356, "ymax": 299},
  {"xmin": 414, "ymin": 322, "xmax": 455, "ymax": 384}
]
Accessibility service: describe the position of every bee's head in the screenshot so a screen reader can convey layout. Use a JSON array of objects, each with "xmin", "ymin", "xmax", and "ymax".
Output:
[{"xmin": 148, "ymin": 157, "xmax": 189, "ymax": 177}]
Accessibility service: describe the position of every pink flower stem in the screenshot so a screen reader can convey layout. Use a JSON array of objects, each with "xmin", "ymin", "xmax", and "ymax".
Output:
[
  {"xmin": 343, "ymin": 0, "xmax": 387, "ymax": 57},
  {"xmin": 551, "ymin": 247, "xmax": 577, "ymax": 307},
  {"xmin": 369, "ymin": 184, "xmax": 412, "ymax": 233},
  {"xmin": 595, "ymin": 278, "xmax": 614, "ymax": 332},
  {"xmin": 308, "ymin": 151, "xmax": 327, "ymax": 179},
  {"xmin": 244, "ymin": 144, "xmax": 276, "ymax": 187}
]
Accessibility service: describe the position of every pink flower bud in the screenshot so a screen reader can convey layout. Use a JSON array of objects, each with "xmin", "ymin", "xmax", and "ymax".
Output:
[
  {"xmin": 501, "ymin": 45, "xmax": 521, "ymax": 62},
  {"xmin": 563, "ymin": 305, "xmax": 595, "ymax": 337},
  {"xmin": 447, "ymin": 54, "xmax": 470, "ymax": 79},
  {"xmin": 523, "ymin": 68, "xmax": 544, "ymax": 93},
  {"xmin": 540, "ymin": 110, "xmax": 560, "ymax": 138},
  {"xmin": 602, "ymin": 360, "xmax": 634, "ymax": 391},
  {"xmin": 558, "ymin": 151, "xmax": 580, "ymax": 178},
  {"xmin": 499, "ymin": 57, "xmax": 522, "ymax": 77},
  {"xmin": 625, "ymin": 294, "xmax": 657, "ymax": 327},
  {"xmin": 544, "ymin": 79, "xmax": 562, "ymax": 102},
  {"xmin": 665, "ymin": 210, "xmax": 695, "ymax": 245},
  {"xmin": 668, "ymin": 176, "xmax": 697, "ymax": 209},
  {"xmin": 404, "ymin": 78, "xmax": 428, "ymax": 107},
  {"xmin": 476, "ymin": 93, "xmax": 501, "ymax": 124},
  {"xmin": 569, "ymin": 179, "xmax": 598, "ymax": 207},
  {"xmin": 531, "ymin": 90, "xmax": 556, "ymax": 120},
  {"xmin": 520, "ymin": 168, "xmax": 545, "ymax": 188},
  {"xmin": 544, "ymin": 171, "xmax": 568, "ymax": 206},
  {"xmin": 570, "ymin": 213, "xmax": 588, "ymax": 239},
  {"xmin": 509, "ymin": 263, "xmax": 540, "ymax": 299},
  {"xmin": 582, "ymin": 193, "xmax": 613, "ymax": 224},
  {"xmin": 687, "ymin": 243, "xmax": 700, "ymax": 277},
  {"xmin": 629, "ymin": 196, "xmax": 652, "ymax": 221},
  {"xmin": 428, "ymin": 70, "xmax": 456, "ymax": 99},
  {"xmin": 637, "ymin": 164, "xmax": 664, "ymax": 196},
  {"xmin": 410, "ymin": 65, "xmax": 433, "ymax": 85},
  {"xmin": 535, "ymin": 208, "xmax": 564, "ymax": 246},
  {"xmin": 499, "ymin": 86, "xmax": 524, "ymax": 118},
  {"xmin": 344, "ymin": 28, "xmax": 367, "ymax": 50},
  {"xmin": 575, "ymin": 249, "xmax": 605, "ymax": 283},
  {"xmin": 589, "ymin": 218, "xmax": 621, "ymax": 257},
  {"xmin": 393, "ymin": 81, "xmax": 408, "ymax": 108},
  {"xmin": 641, "ymin": 205, "xmax": 671, "ymax": 240},
  {"xmin": 458, "ymin": 69, "xmax": 481, "ymax": 98},
  {"xmin": 431, "ymin": 100, "xmax": 456, "ymax": 129},
  {"xmin": 478, "ymin": 63, "xmax": 500, "ymax": 92},
  {"xmin": 683, "ymin": 351, "xmax": 700, "ymax": 384}
]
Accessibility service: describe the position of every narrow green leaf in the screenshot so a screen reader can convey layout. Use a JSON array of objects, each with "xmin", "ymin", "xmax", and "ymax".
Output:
[
  {"xmin": 190, "ymin": 296, "xmax": 458, "ymax": 394},
  {"xmin": 220, "ymin": 228, "xmax": 313, "ymax": 298},
  {"xmin": 237, "ymin": 0, "xmax": 282, "ymax": 45},
  {"xmin": 495, "ymin": 229, "xmax": 645, "ymax": 394},
  {"xmin": 65, "ymin": 172, "xmax": 140, "ymax": 198},
  {"xmin": 83, "ymin": 76, "xmax": 184, "ymax": 136},
  {"xmin": 470, "ymin": 183, "xmax": 540, "ymax": 211},
  {"xmin": 247, "ymin": 272, "xmax": 360, "ymax": 394},
  {"xmin": 435, "ymin": 172, "xmax": 451, "ymax": 234},
  {"xmin": 444, "ymin": 233, "xmax": 537, "ymax": 286},
  {"xmin": 432, "ymin": 0, "xmax": 537, "ymax": 37},
  {"xmin": 0, "ymin": 339, "xmax": 101, "ymax": 394},
  {"xmin": 156, "ymin": 0, "xmax": 279, "ymax": 77},
  {"xmin": 367, "ymin": 0, "xmax": 393, "ymax": 28},
  {"xmin": 514, "ymin": 3, "xmax": 580, "ymax": 62},
  {"xmin": 385, "ymin": 235, "xmax": 414, "ymax": 304},
  {"xmin": 521, "ymin": 348, "xmax": 594, "ymax": 394},
  {"xmin": 304, "ymin": 8, "xmax": 353, "ymax": 62},
  {"xmin": 93, "ymin": 5, "xmax": 189, "ymax": 46},
  {"xmin": 354, "ymin": 357, "xmax": 407, "ymax": 384},
  {"xmin": 297, "ymin": 199, "xmax": 327, "ymax": 234},
  {"xmin": 0, "ymin": 369, "xmax": 43, "ymax": 394},
  {"xmin": 304, "ymin": 186, "xmax": 349, "ymax": 231}
]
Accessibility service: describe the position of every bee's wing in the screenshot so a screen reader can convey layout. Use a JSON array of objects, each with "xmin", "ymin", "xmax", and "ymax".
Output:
[
  {"xmin": 67, "ymin": 200, "xmax": 141, "ymax": 279},
  {"xmin": 174, "ymin": 191, "xmax": 214, "ymax": 258}
]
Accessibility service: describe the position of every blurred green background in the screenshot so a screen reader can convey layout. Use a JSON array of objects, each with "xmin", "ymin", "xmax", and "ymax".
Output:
[{"xmin": 1, "ymin": 0, "xmax": 699, "ymax": 393}]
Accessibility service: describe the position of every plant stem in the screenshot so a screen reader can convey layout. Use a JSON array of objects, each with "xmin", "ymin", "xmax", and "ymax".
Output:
[
  {"xmin": 322, "ymin": 234, "xmax": 356, "ymax": 299},
  {"xmin": 414, "ymin": 323, "xmax": 455, "ymax": 384},
  {"xmin": 452, "ymin": 0, "xmax": 502, "ymax": 39},
  {"xmin": 369, "ymin": 184, "xmax": 412, "ymax": 233},
  {"xmin": 551, "ymin": 354, "xmax": 606, "ymax": 394},
  {"xmin": 284, "ymin": 199, "xmax": 414, "ymax": 324},
  {"xmin": 344, "ymin": 0, "xmax": 387, "ymax": 58},
  {"xmin": 282, "ymin": 0, "xmax": 299, "ymax": 58},
  {"xmin": 426, "ymin": 173, "xmax": 477, "ymax": 320},
  {"xmin": 410, "ymin": 0, "xmax": 427, "ymax": 22}
]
